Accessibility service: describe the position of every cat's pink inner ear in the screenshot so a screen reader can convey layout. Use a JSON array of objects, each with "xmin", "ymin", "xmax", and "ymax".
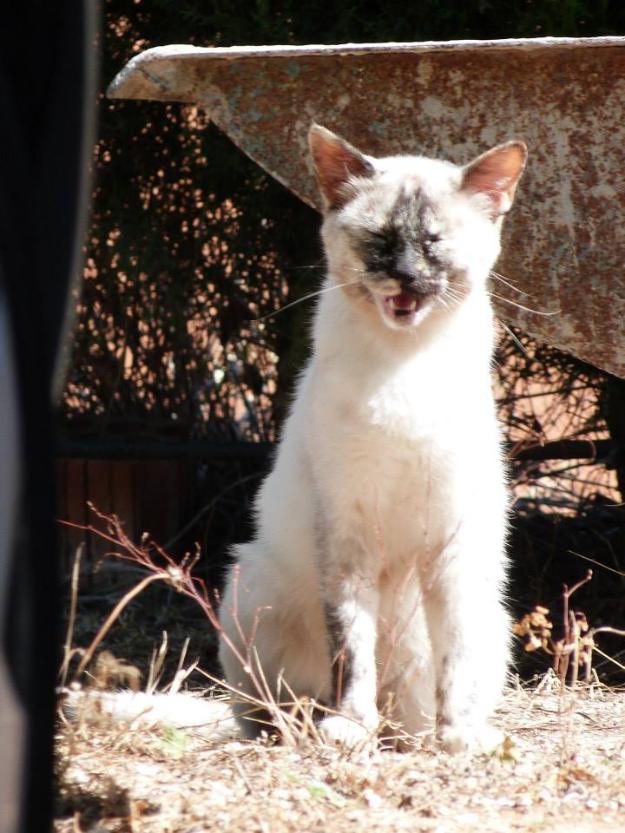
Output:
[
  {"xmin": 309, "ymin": 124, "xmax": 374, "ymax": 209},
  {"xmin": 461, "ymin": 141, "xmax": 527, "ymax": 218}
]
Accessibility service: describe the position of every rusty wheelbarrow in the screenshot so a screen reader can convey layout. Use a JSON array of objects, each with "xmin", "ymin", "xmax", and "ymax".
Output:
[{"xmin": 108, "ymin": 37, "xmax": 625, "ymax": 379}]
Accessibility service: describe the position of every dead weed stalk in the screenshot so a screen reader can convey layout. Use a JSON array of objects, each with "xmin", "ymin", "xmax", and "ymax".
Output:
[
  {"xmin": 513, "ymin": 568, "xmax": 625, "ymax": 688},
  {"xmin": 60, "ymin": 504, "xmax": 333, "ymax": 748}
]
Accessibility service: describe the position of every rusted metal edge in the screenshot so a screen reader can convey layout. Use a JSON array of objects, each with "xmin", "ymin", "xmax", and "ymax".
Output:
[{"xmin": 108, "ymin": 36, "xmax": 625, "ymax": 99}]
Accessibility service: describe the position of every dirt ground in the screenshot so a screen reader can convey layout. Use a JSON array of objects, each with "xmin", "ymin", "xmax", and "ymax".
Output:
[{"xmin": 55, "ymin": 678, "xmax": 625, "ymax": 833}]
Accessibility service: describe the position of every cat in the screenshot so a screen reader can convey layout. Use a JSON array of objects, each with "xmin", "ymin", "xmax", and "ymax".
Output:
[
  {"xmin": 217, "ymin": 124, "xmax": 527, "ymax": 752},
  {"xmin": 66, "ymin": 124, "xmax": 527, "ymax": 753}
]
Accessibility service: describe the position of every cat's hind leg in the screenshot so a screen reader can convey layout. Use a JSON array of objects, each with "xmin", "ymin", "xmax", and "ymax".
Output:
[{"xmin": 218, "ymin": 541, "xmax": 332, "ymax": 738}]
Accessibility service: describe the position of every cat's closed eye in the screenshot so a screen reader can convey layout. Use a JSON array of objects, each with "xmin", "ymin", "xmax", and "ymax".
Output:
[{"xmin": 365, "ymin": 228, "xmax": 398, "ymax": 256}]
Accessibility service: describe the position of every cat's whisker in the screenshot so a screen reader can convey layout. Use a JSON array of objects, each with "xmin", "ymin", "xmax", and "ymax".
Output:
[
  {"xmin": 441, "ymin": 286, "xmax": 465, "ymax": 309},
  {"xmin": 488, "ymin": 292, "xmax": 560, "ymax": 317},
  {"xmin": 440, "ymin": 286, "xmax": 463, "ymax": 309},
  {"xmin": 499, "ymin": 321, "xmax": 529, "ymax": 356},
  {"xmin": 252, "ymin": 280, "xmax": 359, "ymax": 322},
  {"xmin": 489, "ymin": 270, "xmax": 531, "ymax": 298},
  {"xmin": 293, "ymin": 260, "xmax": 328, "ymax": 272}
]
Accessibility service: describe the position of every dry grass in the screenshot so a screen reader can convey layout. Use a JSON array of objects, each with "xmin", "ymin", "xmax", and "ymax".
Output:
[
  {"xmin": 55, "ymin": 677, "xmax": 625, "ymax": 833},
  {"xmin": 55, "ymin": 510, "xmax": 625, "ymax": 832}
]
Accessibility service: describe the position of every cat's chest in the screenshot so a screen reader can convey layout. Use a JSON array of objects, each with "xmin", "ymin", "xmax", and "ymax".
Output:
[
  {"xmin": 305, "ymin": 348, "xmax": 496, "ymax": 548},
  {"xmin": 309, "ymin": 417, "xmax": 461, "ymax": 558},
  {"xmin": 364, "ymin": 366, "xmax": 447, "ymax": 439},
  {"xmin": 317, "ymin": 349, "xmax": 471, "ymax": 442},
  {"xmin": 309, "ymin": 361, "xmax": 463, "ymax": 491}
]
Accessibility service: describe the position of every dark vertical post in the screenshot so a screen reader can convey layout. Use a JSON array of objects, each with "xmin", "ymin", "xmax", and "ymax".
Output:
[{"xmin": 0, "ymin": 4, "xmax": 96, "ymax": 831}]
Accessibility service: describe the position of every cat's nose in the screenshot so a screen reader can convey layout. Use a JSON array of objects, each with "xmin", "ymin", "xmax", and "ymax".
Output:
[
  {"xmin": 387, "ymin": 266, "xmax": 441, "ymax": 296},
  {"xmin": 387, "ymin": 268, "xmax": 416, "ymax": 288}
]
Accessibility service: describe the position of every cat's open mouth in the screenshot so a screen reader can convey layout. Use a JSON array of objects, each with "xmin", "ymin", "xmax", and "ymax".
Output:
[{"xmin": 382, "ymin": 290, "xmax": 426, "ymax": 322}]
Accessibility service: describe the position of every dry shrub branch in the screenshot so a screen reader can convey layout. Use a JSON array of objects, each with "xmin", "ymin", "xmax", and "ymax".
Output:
[
  {"xmin": 60, "ymin": 504, "xmax": 330, "ymax": 746},
  {"xmin": 513, "ymin": 569, "xmax": 625, "ymax": 688}
]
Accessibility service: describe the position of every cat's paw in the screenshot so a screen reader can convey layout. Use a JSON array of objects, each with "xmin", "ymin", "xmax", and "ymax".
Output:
[
  {"xmin": 438, "ymin": 723, "xmax": 504, "ymax": 755},
  {"xmin": 319, "ymin": 713, "xmax": 378, "ymax": 749}
]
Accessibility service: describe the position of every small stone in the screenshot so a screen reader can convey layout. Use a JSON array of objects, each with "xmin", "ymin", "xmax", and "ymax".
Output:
[
  {"xmin": 404, "ymin": 769, "xmax": 427, "ymax": 784},
  {"xmin": 362, "ymin": 788, "xmax": 382, "ymax": 808}
]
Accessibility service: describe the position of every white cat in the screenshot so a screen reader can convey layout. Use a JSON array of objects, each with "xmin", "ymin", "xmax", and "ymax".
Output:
[
  {"xmin": 218, "ymin": 124, "xmax": 527, "ymax": 752},
  {"xmin": 66, "ymin": 125, "xmax": 526, "ymax": 753}
]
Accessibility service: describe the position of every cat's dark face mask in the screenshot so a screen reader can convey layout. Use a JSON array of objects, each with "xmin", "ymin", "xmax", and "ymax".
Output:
[{"xmin": 355, "ymin": 212, "xmax": 450, "ymax": 328}]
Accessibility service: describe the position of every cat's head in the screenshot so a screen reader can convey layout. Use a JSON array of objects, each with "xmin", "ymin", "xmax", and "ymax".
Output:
[{"xmin": 309, "ymin": 124, "xmax": 526, "ymax": 332}]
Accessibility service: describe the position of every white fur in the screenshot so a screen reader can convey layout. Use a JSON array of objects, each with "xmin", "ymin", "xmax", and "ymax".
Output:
[
  {"xmin": 67, "ymin": 136, "xmax": 521, "ymax": 753},
  {"xmin": 219, "ymin": 137, "xmax": 522, "ymax": 752},
  {"xmin": 63, "ymin": 689, "xmax": 238, "ymax": 740}
]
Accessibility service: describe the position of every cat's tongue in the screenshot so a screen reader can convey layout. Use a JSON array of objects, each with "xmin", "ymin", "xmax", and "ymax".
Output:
[
  {"xmin": 389, "ymin": 291, "xmax": 417, "ymax": 310},
  {"xmin": 382, "ymin": 291, "xmax": 422, "ymax": 322}
]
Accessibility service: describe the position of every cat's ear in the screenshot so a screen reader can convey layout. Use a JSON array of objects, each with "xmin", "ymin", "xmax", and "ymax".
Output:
[
  {"xmin": 309, "ymin": 124, "xmax": 375, "ymax": 210},
  {"xmin": 460, "ymin": 141, "xmax": 527, "ymax": 219}
]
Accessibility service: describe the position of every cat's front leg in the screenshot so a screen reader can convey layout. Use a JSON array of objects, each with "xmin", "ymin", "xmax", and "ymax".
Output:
[
  {"xmin": 318, "ymin": 546, "xmax": 380, "ymax": 747},
  {"xmin": 424, "ymin": 526, "xmax": 508, "ymax": 754}
]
